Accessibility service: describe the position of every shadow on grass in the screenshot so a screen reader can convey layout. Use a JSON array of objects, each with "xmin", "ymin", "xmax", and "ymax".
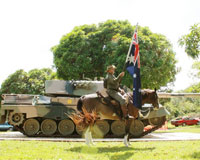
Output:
[
  {"xmin": 182, "ymin": 151, "xmax": 200, "ymax": 159},
  {"xmin": 69, "ymin": 146, "xmax": 155, "ymax": 154},
  {"xmin": 68, "ymin": 146, "xmax": 155, "ymax": 160},
  {"xmin": 110, "ymin": 152, "xmax": 133, "ymax": 160}
]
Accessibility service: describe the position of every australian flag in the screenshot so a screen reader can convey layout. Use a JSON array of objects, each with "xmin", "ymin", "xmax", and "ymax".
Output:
[{"xmin": 126, "ymin": 27, "xmax": 142, "ymax": 109}]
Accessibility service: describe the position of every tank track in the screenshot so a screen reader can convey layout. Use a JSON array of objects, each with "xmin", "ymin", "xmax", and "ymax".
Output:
[
  {"xmin": 136, "ymin": 116, "xmax": 166, "ymax": 138},
  {"xmin": 14, "ymin": 116, "xmax": 166, "ymax": 138}
]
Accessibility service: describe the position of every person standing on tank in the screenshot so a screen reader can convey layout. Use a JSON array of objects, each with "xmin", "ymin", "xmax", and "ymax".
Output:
[{"xmin": 104, "ymin": 65, "xmax": 128, "ymax": 119}]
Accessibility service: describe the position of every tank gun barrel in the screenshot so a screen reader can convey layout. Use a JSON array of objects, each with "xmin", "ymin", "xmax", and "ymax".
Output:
[{"xmin": 158, "ymin": 92, "xmax": 200, "ymax": 98}]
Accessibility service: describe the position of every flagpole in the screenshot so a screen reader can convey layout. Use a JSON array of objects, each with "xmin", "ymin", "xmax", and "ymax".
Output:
[{"xmin": 122, "ymin": 23, "xmax": 138, "ymax": 71}]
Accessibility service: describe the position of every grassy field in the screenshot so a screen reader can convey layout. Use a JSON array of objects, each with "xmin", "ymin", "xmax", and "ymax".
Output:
[
  {"xmin": 0, "ymin": 140, "xmax": 200, "ymax": 160},
  {"xmin": 0, "ymin": 125, "xmax": 200, "ymax": 160},
  {"xmin": 156, "ymin": 123, "xmax": 200, "ymax": 133}
]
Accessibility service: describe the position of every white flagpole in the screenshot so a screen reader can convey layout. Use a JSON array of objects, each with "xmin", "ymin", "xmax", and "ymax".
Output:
[{"xmin": 125, "ymin": 23, "xmax": 138, "ymax": 63}]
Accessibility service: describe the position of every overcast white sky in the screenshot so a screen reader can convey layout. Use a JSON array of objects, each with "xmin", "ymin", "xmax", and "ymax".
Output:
[{"xmin": 0, "ymin": 0, "xmax": 200, "ymax": 91}]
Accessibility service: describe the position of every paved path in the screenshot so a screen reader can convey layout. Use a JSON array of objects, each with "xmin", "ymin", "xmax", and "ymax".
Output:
[{"xmin": 0, "ymin": 131, "xmax": 200, "ymax": 142}]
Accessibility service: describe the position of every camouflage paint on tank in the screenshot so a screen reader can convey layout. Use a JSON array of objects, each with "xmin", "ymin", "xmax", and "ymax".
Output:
[
  {"xmin": 0, "ymin": 80, "xmax": 170, "ymax": 138},
  {"xmin": 45, "ymin": 80, "xmax": 106, "ymax": 96},
  {"xmin": 139, "ymin": 106, "xmax": 170, "ymax": 119},
  {"xmin": 1, "ymin": 80, "xmax": 170, "ymax": 123},
  {"xmin": 1, "ymin": 94, "xmax": 79, "ymax": 120}
]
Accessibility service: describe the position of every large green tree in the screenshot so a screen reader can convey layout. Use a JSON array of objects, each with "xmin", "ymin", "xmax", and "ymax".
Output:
[
  {"xmin": 164, "ymin": 61, "xmax": 200, "ymax": 119},
  {"xmin": 179, "ymin": 23, "xmax": 200, "ymax": 59},
  {"xmin": 164, "ymin": 82, "xmax": 200, "ymax": 119},
  {"xmin": 164, "ymin": 96, "xmax": 200, "ymax": 119},
  {"xmin": 52, "ymin": 20, "xmax": 177, "ymax": 89},
  {"xmin": 178, "ymin": 23, "xmax": 200, "ymax": 93},
  {"xmin": 183, "ymin": 61, "xmax": 200, "ymax": 93},
  {"xmin": 0, "ymin": 68, "xmax": 56, "ymax": 95}
]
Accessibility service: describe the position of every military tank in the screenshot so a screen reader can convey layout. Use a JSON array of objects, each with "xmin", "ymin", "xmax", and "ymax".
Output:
[{"xmin": 0, "ymin": 80, "xmax": 169, "ymax": 138}]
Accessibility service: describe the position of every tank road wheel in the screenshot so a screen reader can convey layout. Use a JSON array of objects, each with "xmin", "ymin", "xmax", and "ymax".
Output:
[
  {"xmin": 76, "ymin": 125, "xmax": 86, "ymax": 136},
  {"xmin": 148, "ymin": 116, "xmax": 166, "ymax": 126},
  {"xmin": 23, "ymin": 119, "xmax": 40, "ymax": 136},
  {"xmin": 41, "ymin": 119, "xmax": 57, "ymax": 136},
  {"xmin": 58, "ymin": 119, "xmax": 75, "ymax": 136},
  {"xmin": 8, "ymin": 112, "xmax": 24, "ymax": 126},
  {"xmin": 111, "ymin": 120, "xmax": 126, "ymax": 136},
  {"xmin": 129, "ymin": 119, "xmax": 144, "ymax": 138},
  {"xmin": 92, "ymin": 120, "xmax": 110, "ymax": 138}
]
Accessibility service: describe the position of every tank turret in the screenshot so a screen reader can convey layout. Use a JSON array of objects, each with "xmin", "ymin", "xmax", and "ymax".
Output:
[{"xmin": 45, "ymin": 80, "xmax": 105, "ymax": 97}]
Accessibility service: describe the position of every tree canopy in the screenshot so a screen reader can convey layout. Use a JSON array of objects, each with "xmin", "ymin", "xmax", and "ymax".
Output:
[
  {"xmin": 179, "ymin": 23, "xmax": 200, "ymax": 59},
  {"xmin": 52, "ymin": 20, "xmax": 177, "ymax": 89},
  {"xmin": 164, "ymin": 81, "xmax": 200, "ymax": 119},
  {"xmin": 181, "ymin": 61, "xmax": 200, "ymax": 93},
  {"xmin": 0, "ymin": 68, "xmax": 56, "ymax": 95},
  {"xmin": 163, "ymin": 61, "xmax": 200, "ymax": 119},
  {"xmin": 164, "ymin": 96, "xmax": 200, "ymax": 119}
]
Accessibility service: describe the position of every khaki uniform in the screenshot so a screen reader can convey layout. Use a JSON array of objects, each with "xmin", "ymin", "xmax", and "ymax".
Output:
[{"xmin": 106, "ymin": 73, "xmax": 126, "ymax": 105}]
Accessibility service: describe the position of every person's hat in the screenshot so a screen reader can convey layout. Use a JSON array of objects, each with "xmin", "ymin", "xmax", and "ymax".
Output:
[{"xmin": 106, "ymin": 65, "xmax": 116, "ymax": 72}]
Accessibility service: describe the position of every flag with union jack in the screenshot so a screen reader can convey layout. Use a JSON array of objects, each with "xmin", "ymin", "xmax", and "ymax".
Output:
[{"xmin": 125, "ymin": 25, "xmax": 142, "ymax": 109}]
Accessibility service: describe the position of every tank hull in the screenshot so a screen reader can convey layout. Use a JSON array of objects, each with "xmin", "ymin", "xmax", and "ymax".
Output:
[
  {"xmin": 1, "ymin": 95, "xmax": 169, "ymax": 138},
  {"xmin": 0, "ymin": 80, "xmax": 169, "ymax": 138}
]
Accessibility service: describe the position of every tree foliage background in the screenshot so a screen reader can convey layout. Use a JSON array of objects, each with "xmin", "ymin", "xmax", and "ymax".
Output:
[
  {"xmin": 179, "ymin": 23, "xmax": 200, "ymax": 59},
  {"xmin": 52, "ymin": 20, "xmax": 177, "ymax": 89},
  {"xmin": 166, "ymin": 24, "xmax": 200, "ymax": 119},
  {"xmin": 2, "ymin": 21, "xmax": 200, "ymax": 118},
  {"xmin": 163, "ymin": 61, "xmax": 200, "ymax": 119},
  {"xmin": 0, "ymin": 68, "xmax": 56, "ymax": 95},
  {"xmin": 0, "ymin": 68, "xmax": 56, "ymax": 109}
]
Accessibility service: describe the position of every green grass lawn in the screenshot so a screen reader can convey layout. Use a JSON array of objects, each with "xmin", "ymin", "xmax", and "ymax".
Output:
[
  {"xmin": 0, "ymin": 124, "xmax": 200, "ymax": 160},
  {"xmin": 0, "ymin": 140, "xmax": 200, "ymax": 160},
  {"xmin": 156, "ymin": 123, "xmax": 200, "ymax": 133}
]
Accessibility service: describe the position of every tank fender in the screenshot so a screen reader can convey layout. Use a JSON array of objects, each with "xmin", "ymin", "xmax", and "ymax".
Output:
[
  {"xmin": 0, "ymin": 108, "xmax": 6, "ymax": 124},
  {"xmin": 148, "ymin": 107, "xmax": 170, "ymax": 119},
  {"xmin": 77, "ymin": 96, "xmax": 84, "ymax": 112},
  {"xmin": 0, "ymin": 115, "xmax": 6, "ymax": 124}
]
